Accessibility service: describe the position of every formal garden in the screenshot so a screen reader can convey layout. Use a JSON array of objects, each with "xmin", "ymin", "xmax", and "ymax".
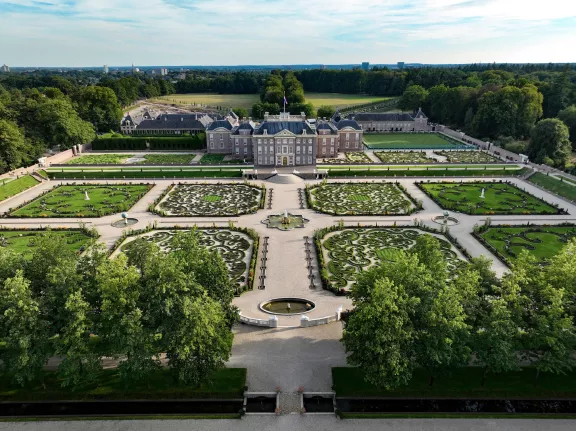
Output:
[
  {"xmin": 64, "ymin": 154, "xmax": 134, "ymax": 165},
  {"xmin": 118, "ymin": 228, "xmax": 257, "ymax": 294},
  {"xmin": 316, "ymin": 227, "xmax": 464, "ymax": 290},
  {"xmin": 434, "ymin": 150, "xmax": 501, "ymax": 163},
  {"xmin": 0, "ymin": 175, "xmax": 40, "ymax": 202},
  {"xmin": 319, "ymin": 152, "xmax": 373, "ymax": 165},
  {"xmin": 65, "ymin": 154, "xmax": 197, "ymax": 165},
  {"xmin": 154, "ymin": 183, "xmax": 265, "ymax": 216},
  {"xmin": 0, "ymin": 228, "xmax": 95, "ymax": 256},
  {"xmin": 417, "ymin": 181, "xmax": 563, "ymax": 215},
  {"xmin": 474, "ymin": 223, "xmax": 576, "ymax": 265},
  {"xmin": 199, "ymin": 154, "xmax": 244, "ymax": 164},
  {"xmin": 7, "ymin": 184, "xmax": 153, "ymax": 218},
  {"xmin": 363, "ymin": 133, "xmax": 468, "ymax": 150},
  {"xmin": 374, "ymin": 151, "xmax": 435, "ymax": 164},
  {"xmin": 306, "ymin": 182, "xmax": 420, "ymax": 216}
]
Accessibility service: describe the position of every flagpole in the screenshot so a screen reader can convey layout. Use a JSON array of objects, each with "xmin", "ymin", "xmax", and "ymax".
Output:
[{"xmin": 283, "ymin": 92, "xmax": 286, "ymax": 113}]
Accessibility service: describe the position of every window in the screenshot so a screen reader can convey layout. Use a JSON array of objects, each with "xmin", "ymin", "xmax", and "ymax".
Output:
[
  {"xmin": 345, "ymin": 142, "xmax": 349, "ymax": 149},
  {"xmin": 235, "ymin": 140, "xmax": 239, "ymax": 146},
  {"xmin": 296, "ymin": 146, "xmax": 300, "ymax": 154},
  {"xmin": 270, "ymin": 146, "xmax": 274, "ymax": 154},
  {"xmin": 283, "ymin": 146, "xmax": 288, "ymax": 154},
  {"xmin": 210, "ymin": 142, "xmax": 214, "ymax": 149},
  {"xmin": 296, "ymin": 156, "xmax": 301, "ymax": 164},
  {"xmin": 220, "ymin": 142, "xmax": 224, "ymax": 149},
  {"xmin": 296, "ymin": 139, "xmax": 301, "ymax": 144},
  {"xmin": 277, "ymin": 146, "xmax": 281, "ymax": 153},
  {"xmin": 356, "ymin": 133, "xmax": 359, "ymax": 138},
  {"xmin": 330, "ymin": 138, "xmax": 334, "ymax": 144},
  {"xmin": 258, "ymin": 139, "xmax": 262, "ymax": 144},
  {"xmin": 283, "ymin": 139, "xmax": 287, "ymax": 144},
  {"xmin": 258, "ymin": 156, "xmax": 262, "ymax": 164},
  {"xmin": 308, "ymin": 145, "xmax": 312, "ymax": 154},
  {"xmin": 258, "ymin": 147, "xmax": 262, "ymax": 154},
  {"xmin": 308, "ymin": 156, "xmax": 312, "ymax": 164},
  {"xmin": 235, "ymin": 148, "xmax": 239, "ymax": 155},
  {"xmin": 322, "ymin": 140, "xmax": 326, "ymax": 146},
  {"xmin": 244, "ymin": 148, "xmax": 248, "ymax": 154},
  {"xmin": 308, "ymin": 139, "xmax": 312, "ymax": 144},
  {"xmin": 264, "ymin": 147, "xmax": 267, "ymax": 154},
  {"xmin": 270, "ymin": 156, "xmax": 274, "ymax": 164},
  {"xmin": 209, "ymin": 134, "xmax": 213, "ymax": 139},
  {"xmin": 322, "ymin": 148, "xmax": 326, "ymax": 155}
]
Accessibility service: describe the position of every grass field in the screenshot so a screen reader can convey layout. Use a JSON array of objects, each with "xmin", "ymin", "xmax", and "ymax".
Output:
[
  {"xmin": 10, "ymin": 184, "xmax": 153, "ymax": 217},
  {"xmin": 0, "ymin": 175, "xmax": 40, "ymax": 202},
  {"xmin": 478, "ymin": 226, "xmax": 576, "ymax": 262},
  {"xmin": 418, "ymin": 182, "xmax": 559, "ymax": 215},
  {"xmin": 332, "ymin": 367, "xmax": 576, "ymax": 399},
  {"xmin": 528, "ymin": 172, "xmax": 576, "ymax": 201},
  {"xmin": 46, "ymin": 168, "xmax": 243, "ymax": 179},
  {"xmin": 65, "ymin": 154, "xmax": 134, "ymax": 165},
  {"xmin": 153, "ymin": 92, "xmax": 391, "ymax": 110},
  {"xmin": 0, "ymin": 230, "xmax": 93, "ymax": 256},
  {"xmin": 364, "ymin": 133, "xmax": 467, "ymax": 150},
  {"xmin": 0, "ymin": 368, "xmax": 246, "ymax": 401}
]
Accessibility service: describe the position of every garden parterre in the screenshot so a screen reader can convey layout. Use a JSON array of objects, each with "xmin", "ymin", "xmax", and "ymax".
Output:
[
  {"xmin": 418, "ymin": 181, "xmax": 563, "ymax": 215},
  {"xmin": 319, "ymin": 228, "xmax": 464, "ymax": 290},
  {"xmin": 156, "ymin": 183, "xmax": 264, "ymax": 216},
  {"xmin": 363, "ymin": 133, "xmax": 467, "ymax": 150},
  {"xmin": 306, "ymin": 182, "xmax": 419, "ymax": 216},
  {"xmin": 374, "ymin": 151, "xmax": 435, "ymax": 164},
  {"xmin": 64, "ymin": 154, "xmax": 134, "ymax": 165},
  {"xmin": 8, "ymin": 184, "xmax": 153, "ymax": 218},
  {"xmin": 434, "ymin": 150, "xmax": 501, "ymax": 163},
  {"xmin": 0, "ymin": 229, "xmax": 94, "ymax": 256}
]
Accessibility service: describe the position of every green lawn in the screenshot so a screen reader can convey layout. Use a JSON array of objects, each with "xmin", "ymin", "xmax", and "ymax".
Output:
[
  {"xmin": 0, "ymin": 368, "xmax": 246, "ymax": 401},
  {"xmin": 364, "ymin": 133, "xmax": 468, "ymax": 150},
  {"xmin": 136, "ymin": 154, "xmax": 196, "ymax": 165},
  {"xmin": 478, "ymin": 226, "xmax": 576, "ymax": 263},
  {"xmin": 64, "ymin": 154, "xmax": 134, "ymax": 165},
  {"xmin": 528, "ymin": 172, "xmax": 576, "ymax": 201},
  {"xmin": 332, "ymin": 367, "xmax": 576, "ymax": 399},
  {"xmin": 46, "ymin": 168, "xmax": 243, "ymax": 180},
  {"xmin": 152, "ymin": 92, "xmax": 391, "ymax": 110},
  {"xmin": 0, "ymin": 230, "xmax": 94, "ymax": 256},
  {"xmin": 0, "ymin": 175, "xmax": 40, "ymax": 202},
  {"xmin": 10, "ymin": 184, "xmax": 153, "ymax": 218},
  {"xmin": 418, "ymin": 182, "xmax": 560, "ymax": 215}
]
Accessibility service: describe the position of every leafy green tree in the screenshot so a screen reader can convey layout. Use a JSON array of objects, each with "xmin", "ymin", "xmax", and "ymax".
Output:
[
  {"xmin": 0, "ymin": 119, "xmax": 28, "ymax": 174},
  {"xmin": 558, "ymin": 105, "xmax": 576, "ymax": 148},
  {"xmin": 528, "ymin": 118, "xmax": 572, "ymax": 167},
  {"xmin": 398, "ymin": 85, "xmax": 428, "ymax": 112},
  {"xmin": 0, "ymin": 271, "xmax": 51, "ymax": 386},
  {"xmin": 232, "ymin": 107, "xmax": 249, "ymax": 119},
  {"xmin": 251, "ymin": 102, "xmax": 280, "ymax": 119},
  {"xmin": 0, "ymin": 247, "xmax": 25, "ymax": 283},
  {"xmin": 317, "ymin": 105, "xmax": 335, "ymax": 119},
  {"xmin": 74, "ymin": 86, "xmax": 123, "ymax": 133}
]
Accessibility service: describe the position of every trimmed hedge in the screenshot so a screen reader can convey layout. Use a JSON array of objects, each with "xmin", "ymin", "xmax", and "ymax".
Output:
[{"xmin": 92, "ymin": 134, "xmax": 206, "ymax": 151}]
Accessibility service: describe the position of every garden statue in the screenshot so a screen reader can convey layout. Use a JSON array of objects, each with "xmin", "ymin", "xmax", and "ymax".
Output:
[
  {"xmin": 122, "ymin": 212, "xmax": 128, "ymax": 225},
  {"xmin": 84, "ymin": 191, "xmax": 90, "ymax": 201},
  {"xmin": 480, "ymin": 188, "xmax": 485, "ymax": 199}
]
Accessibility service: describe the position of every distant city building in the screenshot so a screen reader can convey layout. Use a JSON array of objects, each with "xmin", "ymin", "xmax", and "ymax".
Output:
[
  {"xmin": 1, "ymin": 64, "xmax": 10, "ymax": 72},
  {"xmin": 150, "ymin": 68, "xmax": 168, "ymax": 76},
  {"xmin": 131, "ymin": 63, "xmax": 140, "ymax": 74},
  {"xmin": 397, "ymin": 62, "xmax": 405, "ymax": 70},
  {"xmin": 103, "ymin": 64, "xmax": 108, "ymax": 74},
  {"xmin": 361, "ymin": 62, "xmax": 370, "ymax": 71},
  {"xmin": 177, "ymin": 72, "xmax": 187, "ymax": 80},
  {"xmin": 336, "ymin": 108, "xmax": 429, "ymax": 132}
]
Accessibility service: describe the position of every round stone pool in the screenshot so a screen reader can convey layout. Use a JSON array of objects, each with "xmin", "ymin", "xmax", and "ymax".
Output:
[{"xmin": 259, "ymin": 298, "xmax": 316, "ymax": 315}]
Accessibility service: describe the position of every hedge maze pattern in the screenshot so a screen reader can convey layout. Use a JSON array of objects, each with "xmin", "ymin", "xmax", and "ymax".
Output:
[
  {"xmin": 120, "ymin": 229, "xmax": 253, "ymax": 288},
  {"xmin": 321, "ymin": 228, "xmax": 462, "ymax": 289},
  {"xmin": 158, "ymin": 184, "xmax": 262, "ymax": 216},
  {"xmin": 374, "ymin": 151, "xmax": 435, "ymax": 164},
  {"xmin": 308, "ymin": 182, "xmax": 416, "ymax": 215},
  {"xmin": 434, "ymin": 151, "xmax": 501, "ymax": 163},
  {"xmin": 418, "ymin": 182, "xmax": 562, "ymax": 215}
]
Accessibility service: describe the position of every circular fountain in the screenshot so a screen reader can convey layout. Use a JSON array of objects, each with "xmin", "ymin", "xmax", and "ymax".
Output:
[
  {"xmin": 259, "ymin": 298, "xmax": 316, "ymax": 316},
  {"xmin": 432, "ymin": 210, "xmax": 460, "ymax": 226}
]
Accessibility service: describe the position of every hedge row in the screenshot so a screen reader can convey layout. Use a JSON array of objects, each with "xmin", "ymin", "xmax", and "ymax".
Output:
[{"xmin": 92, "ymin": 134, "xmax": 206, "ymax": 151}]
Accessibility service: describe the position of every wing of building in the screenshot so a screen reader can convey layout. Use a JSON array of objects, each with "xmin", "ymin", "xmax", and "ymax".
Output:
[{"xmin": 346, "ymin": 108, "xmax": 429, "ymax": 132}]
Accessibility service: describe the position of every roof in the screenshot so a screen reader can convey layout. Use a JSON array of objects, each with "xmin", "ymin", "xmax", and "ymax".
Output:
[
  {"xmin": 347, "ymin": 112, "xmax": 416, "ymax": 122},
  {"xmin": 232, "ymin": 122, "xmax": 256, "ymax": 135},
  {"xmin": 316, "ymin": 121, "xmax": 339, "ymax": 134},
  {"xmin": 336, "ymin": 119, "xmax": 362, "ymax": 131},
  {"xmin": 121, "ymin": 115, "xmax": 134, "ymax": 126},
  {"xmin": 207, "ymin": 120, "xmax": 233, "ymax": 131},
  {"xmin": 331, "ymin": 110, "xmax": 342, "ymax": 123},
  {"xmin": 228, "ymin": 110, "xmax": 239, "ymax": 120},
  {"xmin": 137, "ymin": 114, "xmax": 209, "ymax": 131},
  {"xmin": 414, "ymin": 108, "xmax": 428, "ymax": 119},
  {"xmin": 254, "ymin": 120, "xmax": 315, "ymax": 136}
]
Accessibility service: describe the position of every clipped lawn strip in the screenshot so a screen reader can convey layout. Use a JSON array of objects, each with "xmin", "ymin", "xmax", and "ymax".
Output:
[
  {"xmin": 46, "ymin": 169, "xmax": 243, "ymax": 180},
  {"xmin": 0, "ymin": 175, "xmax": 41, "ymax": 202},
  {"xmin": 151, "ymin": 183, "xmax": 265, "ymax": 217},
  {"xmin": 417, "ymin": 181, "xmax": 563, "ymax": 215},
  {"xmin": 7, "ymin": 184, "xmax": 154, "ymax": 218},
  {"xmin": 332, "ymin": 367, "xmax": 576, "ymax": 399},
  {"xmin": 363, "ymin": 133, "xmax": 467, "ymax": 150},
  {"xmin": 527, "ymin": 172, "xmax": 576, "ymax": 202},
  {"xmin": 0, "ymin": 368, "xmax": 247, "ymax": 402},
  {"xmin": 326, "ymin": 167, "xmax": 527, "ymax": 178},
  {"xmin": 306, "ymin": 182, "xmax": 422, "ymax": 216},
  {"xmin": 115, "ymin": 226, "xmax": 259, "ymax": 295},
  {"xmin": 64, "ymin": 154, "xmax": 134, "ymax": 165},
  {"xmin": 472, "ymin": 223, "xmax": 576, "ymax": 267}
]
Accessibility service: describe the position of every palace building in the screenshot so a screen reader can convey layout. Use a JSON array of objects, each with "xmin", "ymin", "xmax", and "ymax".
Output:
[{"xmin": 333, "ymin": 108, "xmax": 430, "ymax": 132}]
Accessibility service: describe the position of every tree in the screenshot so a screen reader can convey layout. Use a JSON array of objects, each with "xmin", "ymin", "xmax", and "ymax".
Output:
[
  {"xmin": 528, "ymin": 118, "xmax": 572, "ymax": 167},
  {"xmin": 398, "ymin": 85, "xmax": 428, "ymax": 112},
  {"xmin": 343, "ymin": 278, "xmax": 417, "ymax": 389},
  {"xmin": 0, "ymin": 271, "xmax": 51, "ymax": 386},
  {"xmin": 317, "ymin": 105, "xmax": 335, "ymax": 119},
  {"xmin": 558, "ymin": 105, "xmax": 576, "ymax": 148},
  {"xmin": 74, "ymin": 86, "xmax": 123, "ymax": 133},
  {"xmin": 0, "ymin": 119, "xmax": 28, "ymax": 174},
  {"xmin": 232, "ymin": 107, "xmax": 249, "ymax": 119},
  {"xmin": 251, "ymin": 102, "xmax": 280, "ymax": 119}
]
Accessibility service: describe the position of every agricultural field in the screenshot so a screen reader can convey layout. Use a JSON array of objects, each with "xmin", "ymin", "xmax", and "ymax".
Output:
[
  {"xmin": 118, "ymin": 229, "xmax": 256, "ymax": 293},
  {"xmin": 9, "ymin": 184, "xmax": 153, "ymax": 218},
  {"xmin": 418, "ymin": 182, "xmax": 561, "ymax": 215},
  {"xmin": 320, "ymin": 228, "xmax": 463, "ymax": 289},
  {"xmin": 527, "ymin": 172, "xmax": 576, "ymax": 202},
  {"xmin": 0, "ymin": 175, "xmax": 40, "ymax": 202},
  {"xmin": 155, "ymin": 183, "xmax": 264, "ymax": 216},
  {"xmin": 374, "ymin": 151, "xmax": 435, "ymax": 164},
  {"xmin": 477, "ymin": 225, "xmax": 576, "ymax": 264},
  {"xmin": 434, "ymin": 150, "xmax": 501, "ymax": 163},
  {"xmin": 364, "ymin": 133, "xmax": 467, "ymax": 150},
  {"xmin": 0, "ymin": 229, "xmax": 94, "ymax": 256},
  {"xmin": 306, "ymin": 182, "xmax": 418, "ymax": 215},
  {"xmin": 152, "ymin": 92, "xmax": 391, "ymax": 110},
  {"xmin": 65, "ymin": 154, "xmax": 134, "ymax": 165}
]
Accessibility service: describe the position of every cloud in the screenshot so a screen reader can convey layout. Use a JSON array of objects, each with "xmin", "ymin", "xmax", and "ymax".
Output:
[{"xmin": 0, "ymin": 0, "xmax": 574, "ymax": 65}]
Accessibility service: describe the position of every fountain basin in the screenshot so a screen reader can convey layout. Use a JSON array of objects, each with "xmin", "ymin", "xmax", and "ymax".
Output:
[
  {"xmin": 259, "ymin": 298, "xmax": 316, "ymax": 315},
  {"xmin": 111, "ymin": 218, "xmax": 139, "ymax": 228}
]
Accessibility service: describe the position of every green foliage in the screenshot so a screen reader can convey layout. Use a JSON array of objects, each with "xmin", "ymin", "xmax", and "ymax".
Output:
[
  {"xmin": 398, "ymin": 85, "xmax": 428, "ymax": 112},
  {"xmin": 232, "ymin": 107, "xmax": 249, "ymax": 119},
  {"xmin": 73, "ymin": 86, "xmax": 123, "ymax": 133},
  {"xmin": 317, "ymin": 105, "xmax": 336, "ymax": 119},
  {"xmin": 529, "ymin": 118, "xmax": 572, "ymax": 167},
  {"xmin": 0, "ymin": 119, "xmax": 29, "ymax": 174},
  {"xmin": 558, "ymin": 105, "xmax": 576, "ymax": 147},
  {"xmin": 528, "ymin": 172, "xmax": 576, "ymax": 201}
]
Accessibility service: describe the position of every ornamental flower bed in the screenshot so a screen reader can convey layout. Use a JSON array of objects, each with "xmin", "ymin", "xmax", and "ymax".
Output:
[
  {"xmin": 434, "ymin": 150, "xmax": 501, "ymax": 163},
  {"xmin": 374, "ymin": 151, "xmax": 436, "ymax": 164}
]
